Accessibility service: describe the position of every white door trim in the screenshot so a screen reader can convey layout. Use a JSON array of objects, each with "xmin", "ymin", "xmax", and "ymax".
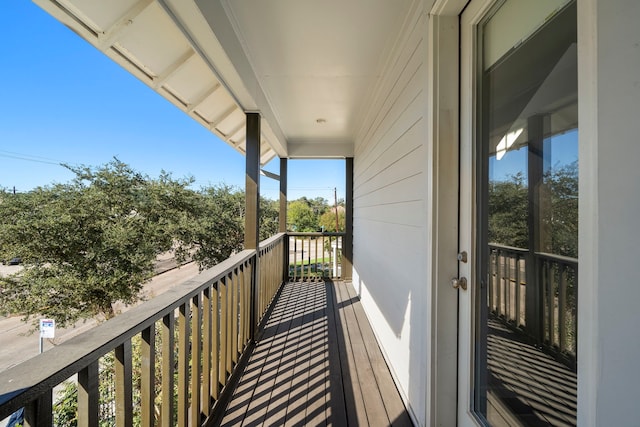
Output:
[
  {"xmin": 428, "ymin": 0, "xmax": 499, "ymax": 424},
  {"xmin": 425, "ymin": 8, "xmax": 461, "ymax": 427}
]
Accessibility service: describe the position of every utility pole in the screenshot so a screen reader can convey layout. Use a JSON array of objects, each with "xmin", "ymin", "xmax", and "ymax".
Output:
[{"xmin": 334, "ymin": 187, "xmax": 340, "ymax": 232}]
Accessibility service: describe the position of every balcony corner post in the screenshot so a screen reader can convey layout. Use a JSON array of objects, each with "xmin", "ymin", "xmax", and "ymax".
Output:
[
  {"xmin": 279, "ymin": 158, "xmax": 287, "ymax": 234},
  {"xmin": 526, "ymin": 115, "xmax": 546, "ymax": 343},
  {"xmin": 279, "ymin": 158, "xmax": 289, "ymax": 283},
  {"xmin": 343, "ymin": 157, "xmax": 354, "ymax": 280},
  {"xmin": 245, "ymin": 112, "xmax": 261, "ymax": 340}
]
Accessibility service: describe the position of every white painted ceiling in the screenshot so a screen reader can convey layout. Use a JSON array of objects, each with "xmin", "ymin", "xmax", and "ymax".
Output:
[{"xmin": 33, "ymin": 0, "xmax": 415, "ymax": 163}]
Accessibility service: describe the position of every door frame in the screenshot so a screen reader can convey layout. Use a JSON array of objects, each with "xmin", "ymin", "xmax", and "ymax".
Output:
[
  {"xmin": 428, "ymin": 0, "xmax": 495, "ymax": 425},
  {"xmin": 426, "ymin": 1, "xmax": 463, "ymax": 426}
]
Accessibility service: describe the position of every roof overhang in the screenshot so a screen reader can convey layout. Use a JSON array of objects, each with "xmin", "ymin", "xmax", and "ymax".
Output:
[{"xmin": 33, "ymin": 0, "xmax": 417, "ymax": 163}]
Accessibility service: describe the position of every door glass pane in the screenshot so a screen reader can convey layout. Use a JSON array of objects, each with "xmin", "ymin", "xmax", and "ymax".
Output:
[{"xmin": 476, "ymin": 1, "xmax": 578, "ymax": 425}]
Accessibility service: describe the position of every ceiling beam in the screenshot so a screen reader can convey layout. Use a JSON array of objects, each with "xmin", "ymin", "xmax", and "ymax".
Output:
[
  {"xmin": 152, "ymin": 51, "xmax": 196, "ymax": 89},
  {"xmin": 187, "ymin": 83, "xmax": 221, "ymax": 113},
  {"xmin": 209, "ymin": 105, "xmax": 237, "ymax": 128},
  {"xmin": 97, "ymin": 0, "xmax": 156, "ymax": 51},
  {"xmin": 288, "ymin": 141, "xmax": 354, "ymax": 158},
  {"xmin": 186, "ymin": 0, "xmax": 288, "ymax": 157}
]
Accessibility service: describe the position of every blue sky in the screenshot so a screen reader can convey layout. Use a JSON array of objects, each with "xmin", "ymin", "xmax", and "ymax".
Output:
[
  {"xmin": 0, "ymin": 1, "xmax": 345, "ymax": 202},
  {"xmin": 490, "ymin": 129, "xmax": 578, "ymax": 182}
]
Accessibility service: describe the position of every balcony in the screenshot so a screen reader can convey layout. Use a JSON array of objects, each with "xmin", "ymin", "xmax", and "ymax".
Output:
[
  {"xmin": 0, "ymin": 233, "xmax": 411, "ymax": 426},
  {"xmin": 486, "ymin": 244, "xmax": 578, "ymax": 425}
]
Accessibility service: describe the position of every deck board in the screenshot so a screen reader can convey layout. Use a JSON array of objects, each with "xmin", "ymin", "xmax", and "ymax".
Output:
[
  {"xmin": 335, "ymin": 280, "xmax": 389, "ymax": 426},
  {"xmin": 343, "ymin": 283, "xmax": 414, "ymax": 427},
  {"xmin": 332, "ymin": 282, "xmax": 369, "ymax": 426},
  {"xmin": 217, "ymin": 281, "xmax": 412, "ymax": 426},
  {"xmin": 324, "ymin": 282, "xmax": 348, "ymax": 426}
]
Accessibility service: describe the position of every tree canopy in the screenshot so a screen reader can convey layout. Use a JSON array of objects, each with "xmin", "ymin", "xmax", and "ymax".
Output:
[
  {"xmin": 0, "ymin": 159, "xmax": 279, "ymax": 327},
  {"xmin": 287, "ymin": 200, "xmax": 319, "ymax": 232},
  {"xmin": 286, "ymin": 196, "xmax": 345, "ymax": 232},
  {"xmin": 488, "ymin": 162, "xmax": 578, "ymax": 258},
  {"xmin": 318, "ymin": 207, "xmax": 345, "ymax": 232}
]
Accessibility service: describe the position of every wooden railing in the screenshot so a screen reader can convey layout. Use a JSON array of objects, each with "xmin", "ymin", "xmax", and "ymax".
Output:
[
  {"xmin": 287, "ymin": 232, "xmax": 345, "ymax": 281},
  {"xmin": 489, "ymin": 244, "xmax": 528, "ymax": 328},
  {"xmin": 537, "ymin": 251, "xmax": 578, "ymax": 359},
  {"xmin": 489, "ymin": 243, "xmax": 578, "ymax": 367},
  {"xmin": 0, "ymin": 233, "xmax": 286, "ymax": 427}
]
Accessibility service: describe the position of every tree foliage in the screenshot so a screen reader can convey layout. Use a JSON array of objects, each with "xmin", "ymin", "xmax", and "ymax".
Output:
[
  {"xmin": 173, "ymin": 184, "xmax": 244, "ymax": 270},
  {"xmin": 488, "ymin": 171, "xmax": 528, "ymax": 249},
  {"xmin": 544, "ymin": 161, "xmax": 578, "ymax": 258},
  {"xmin": 319, "ymin": 207, "xmax": 345, "ymax": 232},
  {"xmin": 0, "ymin": 160, "xmax": 281, "ymax": 327},
  {"xmin": 0, "ymin": 160, "xmax": 192, "ymax": 325},
  {"xmin": 488, "ymin": 162, "xmax": 578, "ymax": 258},
  {"xmin": 287, "ymin": 200, "xmax": 318, "ymax": 232},
  {"xmin": 260, "ymin": 198, "xmax": 280, "ymax": 240}
]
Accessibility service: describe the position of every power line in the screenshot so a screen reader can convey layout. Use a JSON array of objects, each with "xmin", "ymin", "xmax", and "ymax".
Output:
[
  {"xmin": 0, "ymin": 149, "xmax": 75, "ymax": 166},
  {"xmin": 0, "ymin": 153, "xmax": 61, "ymax": 166}
]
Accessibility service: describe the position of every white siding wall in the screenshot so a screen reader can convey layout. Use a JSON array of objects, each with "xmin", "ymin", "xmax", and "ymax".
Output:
[
  {"xmin": 578, "ymin": 0, "xmax": 640, "ymax": 424},
  {"xmin": 352, "ymin": 3, "xmax": 429, "ymax": 424}
]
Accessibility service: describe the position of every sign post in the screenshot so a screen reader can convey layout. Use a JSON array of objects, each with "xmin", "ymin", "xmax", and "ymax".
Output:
[{"xmin": 39, "ymin": 318, "xmax": 55, "ymax": 354}]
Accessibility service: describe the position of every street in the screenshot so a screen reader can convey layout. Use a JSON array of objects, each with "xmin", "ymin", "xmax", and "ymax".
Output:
[{"xmin": 0, "ymin": 261, "xmax": 201, "ymax": 373}]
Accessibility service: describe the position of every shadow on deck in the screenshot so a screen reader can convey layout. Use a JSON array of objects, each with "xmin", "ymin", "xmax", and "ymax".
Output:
[
  {"xmin": 213, "ymin": 280, "xmax": 413, "ymax": 426},
  {"xmin": 487, "ymin": 317, "xmax": 577, "ymax": 426}
]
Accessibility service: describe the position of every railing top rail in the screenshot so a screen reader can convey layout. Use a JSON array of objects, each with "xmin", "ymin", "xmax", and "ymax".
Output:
[
  {"xmin": 488, "ymin": 243, "xmax": 529, "ymax": 254},
  {"xmin": 488, "ymin": 243, "xmax": 578, "ymax": 265},
  {"xmin": 259, "ymin": 232, "xmax": 286, "ymax": 249},
  {"xmin": 534, "ymin": 251, "xmax": 578, "ymax": 266},
  {"xmin": 287, "ymin": 232, "xmax": 345, "ymax": 237},
  {"xmin": 0, "ymin": 246, "xmax": 260, "ymax": 416}
]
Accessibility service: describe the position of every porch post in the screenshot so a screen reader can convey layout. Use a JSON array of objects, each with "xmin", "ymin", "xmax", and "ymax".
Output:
[
  {"xmin": 279, "ymin": 158, "xmax": 289, "ymax": 283},
  {"xmin": 245, "ymin": 113, "xmax": 261, "ymax": 250},
  {"xmin": 245, "ymin": 112, "xmax": 260, "ymax": 338},
  {"xmin": 343, "ymin": 157, "xmax": 354, "ymax": 280},
  {"xmin": 279, "ymin": 158, "xmax": 287, "ymax": 233},
  {"xmin": 526, "ymin": 114, "xmax": 547, "ymax": 343}
]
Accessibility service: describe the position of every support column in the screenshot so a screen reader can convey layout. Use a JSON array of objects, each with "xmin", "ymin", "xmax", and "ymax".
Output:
[
  {"xmin": 245, "ymin": 112, "xmax": 260, "ymax": 339},
  {"xmin": 279, "ymin": 158, "xmax": 289, "ymax": 283},
  {"xmin": 526, "ymin": 114, "xmax": 545, "ymax": 342},
  {"xmin": 343, "ymin": 158, "xmax": 354, "ymax": 280},
  {"xmin": 245, "ymin": 113, "xmax": 261, "ymax": 250},
  {"xmin": 279, "ymin": 158, "xmax": 287, "ymax": 233}
]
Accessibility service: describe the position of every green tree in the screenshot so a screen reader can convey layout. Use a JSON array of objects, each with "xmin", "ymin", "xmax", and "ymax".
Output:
[
  {"xmin": 0, "ymin": 161, "xmax": 241, "ymax": 327},
  {"xmin": 487, "ymin": 163, "xmax": 578, "ymax": 257},
  {"xmin": 177, "ymin": 184, "xmax": 244, "ymax": 270},
  {"xmin": 305, "ymin": 197, "xmax": 329, "ymax": 217},
  {"xmin": 0, "ymin": 161, "xmax": 284, "ymax": 329},
  {"xmin": 260, "ymin": 197, "xmax": 280, "ymax": 240},
  {"xmin": 544, "ymin": 161, "xmax": 578, "ymax": 258},
  {"xmin": 287, "ymin": 200, "xmax": 318, "ymax": 232},
  {"xmin": 0, "ymin": 160, "xmax": 194, "ymax": 325},
  {"xmin": 318, "ymin": 207, "xmax": 345, "ymax": 232},
  {"xmin": 488, "ymin": 171, "xmax": 528, "ymax": 249}
]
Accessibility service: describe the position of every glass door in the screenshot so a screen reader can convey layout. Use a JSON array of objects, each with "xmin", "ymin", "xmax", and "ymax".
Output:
[{"xmin": 459, "ymin": 1, "xmax": 578, "ymax": 425}]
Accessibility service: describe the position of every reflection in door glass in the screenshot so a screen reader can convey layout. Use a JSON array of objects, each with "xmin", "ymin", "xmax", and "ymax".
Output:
[{"xmin": 476, "ymin": 1, "xmax": 578, "ymax": 426}]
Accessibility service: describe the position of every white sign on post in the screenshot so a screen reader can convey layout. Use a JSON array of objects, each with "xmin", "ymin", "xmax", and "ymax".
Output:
[{"xmin": 40, "ymin": 318, "xmax": 55, "ymax": 339}]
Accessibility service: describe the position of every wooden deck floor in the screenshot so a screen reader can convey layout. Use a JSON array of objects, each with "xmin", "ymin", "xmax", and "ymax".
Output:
[
  {"xmin": 487, "ymin": 317, "xmax": 577, "ymax": 426},
  {"xmin": 217, "ymin": 280, "xmax": 413, "ymax": 427}
]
